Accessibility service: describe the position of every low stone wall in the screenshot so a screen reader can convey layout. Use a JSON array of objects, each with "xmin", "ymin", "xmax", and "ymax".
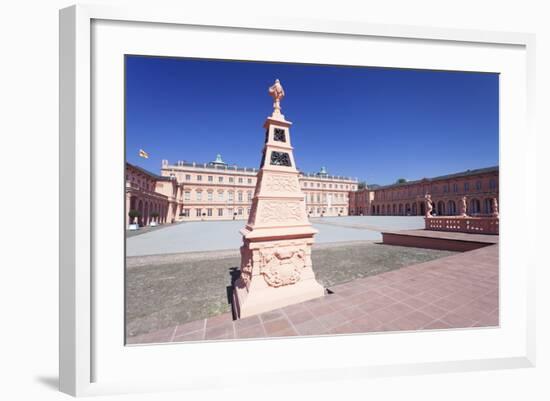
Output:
[{"xmin": 425, "ymin": 216, "xmax": 499, "ymax": 235}]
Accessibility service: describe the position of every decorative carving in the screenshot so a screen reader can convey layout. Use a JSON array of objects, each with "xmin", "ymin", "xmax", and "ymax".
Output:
[
  {"xmin": 259, "ymin": 246, "xmax": 306, "ymax": 287},
  {"xmin": 273, "ymin": 128, "xmax": 286, "ymax": 142},
  {"xmin": 491, "ymin": 197, "xmax": 499, "ymax": 217},
  {"xmin": 424, "ymin": 194, "xmax": 433, "ymax": 217},
  {"xmin": 257, "ymin": 201, "xmax": 303, "ymax": 224},
  {"xmin": 270, "ymin": 151, "xmax": 292, "ymax": 167},
  {"xmin": 264, "ymin": 174, "xmax": 299, "ymax": 193}
]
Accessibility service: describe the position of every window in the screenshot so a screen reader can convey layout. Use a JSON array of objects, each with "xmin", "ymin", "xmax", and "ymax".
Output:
[
  {"xmin": 322, "ymin": 184, "xmax": 326, "ymax": 188},
  {"xmin": 184, "ymin": 191, "xmax": 191, "ymax": 201},
  {"xmin": 218, "ymin": 190, "xmax": 224, "ymax": 200},
  {"xmin": 238, "ymin": 192, "xmax": 243, "ymax": 202},
  {"xmin": 218, "ymin": 208, "xmax": 223, "ymax": 216},
  {"xmin": 229, "ymin": 177, "xmax": 234, "ymax": 183},
  {"xmin": 464, "ymin": 182, "xmax": 470, "ymax": 192},
  {"xmin": 238, "ymin": 177, "xmax": 243, "ymax": 183},
  {"xmin": 316, "ymin": 194, "xmax": 320, "ymax": 202},
  {"xmin": 453, "ymin": 183, "xmax": 458, "ymax": 192},
  {"xmin": 247, "ymin": 192, "xmax": 252, "ymax": 201},
  {"xmin": 218, "ymin": 176, "xmax": 223, "ymax": 183},
  {"xmin": 443, "ymin": 184, "xmax": 449, "ymax": 193},
  {"xmin": 248, "ymin": 178, "xmax": 252, "ymax": 184},
  {"xmin": 247, "ymin": 208, "xmax": 251, "ymax": 215},
  {"xmin": 197, "ymin": 175, "xmax": 202, "ymax": 181},
  {"xmin": 476, "ymin": 181, "xmax": 482, "ymax": 190},
  {"xmin": 207, "ymin": 191, "xmax": 213, "ymax": 201},
  {"xmin": 228, "ymin": 208, "xmax": 234, "ymax": 216},
  {"xmin": 185, "ymin": 174, "xmax": 191, "ymax": 181},
  {"xmin": 208, "ymin": 176, "xmax": 213, "ymax": 182},
  {"xmin": 489, "ymin": 178, "xmax": 497, "ymax": 189},
  {"xmin": 207, "ymin": 208, "xmax": 212, "ymax": 216},
  {"xmin": 228, "ymin": 191, "xmax": 234, "ymax": 201},
  {"xmin": 196, "ymin": 209, "xmax": 202, "ymax": 217},
  {"xmin": 329, "ymin": 184, "xmax": 332, "ymax": 188},
  {"xmin": 317, "ymin": 183, "xmax": 320, "ymax": 188},
  {"xmin": 196, "ymin": 191, "xmax": 202, "ymax": 201},
  {"xmin": 183, "ymin": 208, "xmax": 190, "ymax": 217},
  {"xmin": 238, "ymin": 208, "xmax": 243, "ymax": 215}
]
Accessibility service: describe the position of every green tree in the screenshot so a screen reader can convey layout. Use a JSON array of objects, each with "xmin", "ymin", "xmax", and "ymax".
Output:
[
  {"xmin": 395, "ymin": 178, "xmax": 407, "ymax": 184},
  {"xmin": 128, "ymin": 209, "xmax": 141, "ymax": 220}
]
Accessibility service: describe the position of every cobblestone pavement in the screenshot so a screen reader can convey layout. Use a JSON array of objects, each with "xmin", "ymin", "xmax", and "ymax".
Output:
[
  {"xmin": 127, "ymin": 244, "xmax": 498, "ymax": 344},
  {"xmin": 125, "ymin": 241, "xmax": 456, "ymax": 338},
  {"xmin": 125, "ymin": 216, "xmax": 426, "ymax": 257}
]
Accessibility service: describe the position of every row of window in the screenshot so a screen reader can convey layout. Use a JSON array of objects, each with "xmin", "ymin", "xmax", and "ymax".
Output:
[
  {"xmin": 169, "ymin": 173, "xmax": 255, "ymax": 185},
  {"xmin": 183, "ymin": 190, "xmax": 253, "ymax": 202},
  {"xmin": 303, "ymin": 181, "xmax": 355, "ymax": 190},
  {"xmin": 305, "ymin": 193, "xmax": 348, "ymax": 203},
  {"xmin": 376, "ymin": 179, "xmax": 498, "ymax": 201},
  {"xmin": 168, "ymin": 173, "xmax": 356, "ymax": 190},
  {"xmin": 127, "ymin": 175, "xmax": 155, "ymax": 192},
  {"xmin": 180, "ymin": 207, "xmax": 251, "ymax": 217}
]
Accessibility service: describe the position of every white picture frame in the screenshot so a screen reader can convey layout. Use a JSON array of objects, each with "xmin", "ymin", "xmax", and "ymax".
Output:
[{"xmin": 59, "ymin": 4, "xmax": 536, "ymax": 397}]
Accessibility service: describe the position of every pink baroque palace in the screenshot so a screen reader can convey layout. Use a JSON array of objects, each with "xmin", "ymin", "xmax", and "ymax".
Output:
[
  {"xmin": 125, "ymin": 156, "xmax": 359, "ymax": 226},
  {"xmin": 127, "ymin": 162, "xmax": 498, "ymax": 228},
  {"xmin": 350, "ymin": 166, "xmax": 499, "ymax": 217}
]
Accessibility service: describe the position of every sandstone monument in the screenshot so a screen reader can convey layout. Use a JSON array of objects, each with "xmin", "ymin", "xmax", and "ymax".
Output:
[{"xmin": 232, "ymin": 79, "xmax": 325, "ymax": 318}]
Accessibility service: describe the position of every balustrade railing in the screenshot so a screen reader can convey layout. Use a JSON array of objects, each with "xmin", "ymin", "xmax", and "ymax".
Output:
[{"xmin": 425, "ymin": 216, "xmax": 499, "ymax": 235}]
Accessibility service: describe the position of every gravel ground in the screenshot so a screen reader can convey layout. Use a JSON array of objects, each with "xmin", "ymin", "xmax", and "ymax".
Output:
[{"xmin": 125, "ymin": 241, "xmax": 456, "ymax": 338}]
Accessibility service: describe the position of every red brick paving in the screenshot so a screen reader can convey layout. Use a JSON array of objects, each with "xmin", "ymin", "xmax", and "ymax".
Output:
[{"xmin": 127, "ymin": 244, "xmax": 499, "ymax": 345}]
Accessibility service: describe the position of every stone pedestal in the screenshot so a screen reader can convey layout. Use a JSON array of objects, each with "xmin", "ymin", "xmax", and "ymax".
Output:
[{"xmin": 233, "ymin": 80, "xmax": 325, "ymax": 319}]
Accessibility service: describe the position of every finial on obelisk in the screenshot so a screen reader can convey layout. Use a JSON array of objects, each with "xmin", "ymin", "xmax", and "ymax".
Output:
[{"xmin": 268, "ymin": 79, "xmax": 285, "ymax": 119}]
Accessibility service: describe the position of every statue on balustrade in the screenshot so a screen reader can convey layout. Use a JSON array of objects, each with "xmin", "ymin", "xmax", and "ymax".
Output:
[
  {"xmin": 424, "ymin": 194, "xmax": 433, "ymax": 218},
  {"xmin": 459, "ymin": 196, "xmax": 468, "ymax": 217}
]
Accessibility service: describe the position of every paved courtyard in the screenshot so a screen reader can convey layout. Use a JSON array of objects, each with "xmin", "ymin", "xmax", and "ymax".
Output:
[
  {"xmin": 127, "ymin": 244, "xmax": 499, "ymax": 344},
  {"xmin": 126, "ymin": 216, "xmax": 425, "ymax": 257}
]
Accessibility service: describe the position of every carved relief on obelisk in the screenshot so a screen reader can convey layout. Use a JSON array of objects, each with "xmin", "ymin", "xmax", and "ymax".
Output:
[{"xmin": 232, "ymin": 79, "xmax": 325, "ymax": 319}]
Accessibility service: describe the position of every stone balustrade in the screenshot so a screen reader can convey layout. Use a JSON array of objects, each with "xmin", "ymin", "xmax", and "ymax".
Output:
[{"xmin": 425, "ymin": 216, "xmax": 499, "ymax": 235}]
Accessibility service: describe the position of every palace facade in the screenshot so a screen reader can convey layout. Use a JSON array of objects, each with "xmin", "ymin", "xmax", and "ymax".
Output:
[
  {"xmin": 126, "ymin": 163, "xmax": 179, "ymax": 226},
  {"xmin": 350, "ymin": 166, "xmax": 499, "ymax": 217},
  {"xmin": 126, "ymin": 157, "xmax": 499, "ymax": 226},
  {"xmin": 126, "ymin": 154, "xmax": 358, "ymax": 225}
]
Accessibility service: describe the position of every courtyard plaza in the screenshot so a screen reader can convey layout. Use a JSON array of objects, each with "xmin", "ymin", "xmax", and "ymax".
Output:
[
  {"xmin": 126, "ymin": 216, "xmax": 426, "ymax": 257},
  {"xmin": 125, "ymin": 216, "xmax": 499, "ymax": 342}
]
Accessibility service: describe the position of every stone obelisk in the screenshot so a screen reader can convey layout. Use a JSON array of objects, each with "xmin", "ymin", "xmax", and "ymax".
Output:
[{"xmin": 232, "ymin": 79, "xmax": 325, "ymax": 318}]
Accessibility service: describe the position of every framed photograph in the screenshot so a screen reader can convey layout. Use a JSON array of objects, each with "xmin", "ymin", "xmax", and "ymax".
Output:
[{"xmin": 59, "ymin": 4, "xmax": 536, "ymax": 397}]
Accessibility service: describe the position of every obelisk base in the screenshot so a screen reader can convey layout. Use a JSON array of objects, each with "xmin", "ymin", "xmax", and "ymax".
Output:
[
  {"xmin": 232, "ymin": 236, "xmax": 325, "ymax": 319},
  {"xmin": 234, "ymin": 275, "xmax": 325, "ymax": 319}
]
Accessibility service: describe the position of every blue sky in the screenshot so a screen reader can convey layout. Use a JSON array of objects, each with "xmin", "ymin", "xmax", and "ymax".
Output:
[{"xmin": 125, "ymin": 56, "xmax": 498, "ymax": 185}]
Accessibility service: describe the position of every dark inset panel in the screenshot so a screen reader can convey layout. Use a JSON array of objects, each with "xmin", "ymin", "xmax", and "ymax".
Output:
[
  {"xmin": 273, "ymin": 128, "xmax": 286, "ymax": 142},
  {"xmin": 270, "ymin": 151, "xmax": 292, "ymax": 167}
]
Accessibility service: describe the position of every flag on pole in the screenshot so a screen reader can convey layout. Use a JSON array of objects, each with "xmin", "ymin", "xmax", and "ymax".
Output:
[{"xmin": 139, "ymin": 149, "xmax": 149, "ymax": 159}]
